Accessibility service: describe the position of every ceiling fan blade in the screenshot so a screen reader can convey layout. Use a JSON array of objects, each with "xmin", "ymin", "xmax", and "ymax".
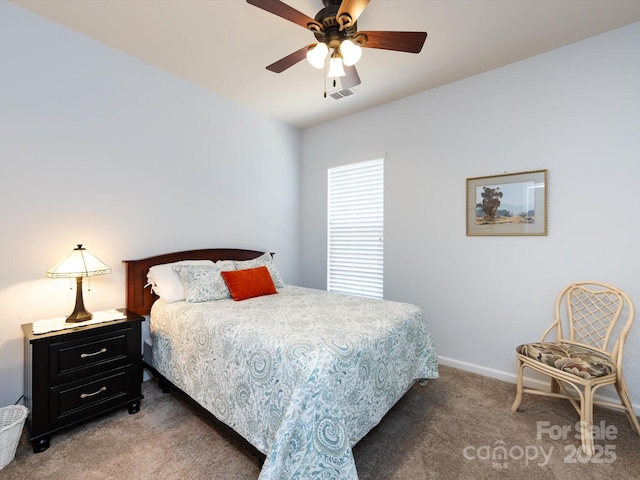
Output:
[
  {"xmin": 336, "ymin": 0, "xmax": 370, "ymax": 29},
  {"xmin": 357, "ymin": 31, "xmax": 427, "ymax": 53},
  {"xmin": 246, "ymin": 0, "xmax": 322, "ymax": 32},
  {"xmin": 266, "ymin": 44, "xmax": 314, "ymax": 73},
  {"xmin": 342, "ymin": 65, "xmax": 361, "ymax": 89}
]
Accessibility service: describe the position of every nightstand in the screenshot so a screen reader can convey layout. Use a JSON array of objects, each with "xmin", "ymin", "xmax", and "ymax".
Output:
[{"xmin": 22, "ymin": 309, "xmax": 144, "ymax": 453}]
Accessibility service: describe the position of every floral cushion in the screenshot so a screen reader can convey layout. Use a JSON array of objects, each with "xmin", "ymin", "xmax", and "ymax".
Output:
[
  {"xmin": 516, "ymin": 342, "xmax": 615, "ymax": 379},
  {"xmin": 233, "ymin": 252, "xmax": 285, "ymax": 288},
  {"xmin": 172, "ymin": 264, "xmax": 233, "ymax": 302},
  {"xmin": 147, "ymin": 260, "xmax": 216, "ymax": 303}
]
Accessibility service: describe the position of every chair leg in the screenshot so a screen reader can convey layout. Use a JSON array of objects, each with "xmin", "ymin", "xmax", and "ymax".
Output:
[
  {"xmin": 580, "ymin": 385, "xmax": 594, "ymax": 456},
  {"xmin": 614, "ymin": 374, "xmax": 640, "ymax": 435},
  {"xmin": 511, "ymin": 358, "xmax": 525, "ymax": 412}
]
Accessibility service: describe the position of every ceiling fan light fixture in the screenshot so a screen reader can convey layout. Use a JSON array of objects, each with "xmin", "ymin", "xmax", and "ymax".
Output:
[
  {"xmin": 307, "ymin": 42, "xmax": 329, "ymax": 69},
  {"xmin": 340, "ymin": 39, "xmax": 362, "ymax": 66},
  {"xmin": 247, "ymin": 0, "xmax": 427, "ymax": 87},
  {"xmin": 327, "ymin": 54, "xmax": 346, "ymax": 77}
]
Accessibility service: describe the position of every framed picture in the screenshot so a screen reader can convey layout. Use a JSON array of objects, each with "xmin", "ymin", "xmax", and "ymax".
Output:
[{"xmin": 466, "ymin": 169, "xmax": 548, "ymax": 236}]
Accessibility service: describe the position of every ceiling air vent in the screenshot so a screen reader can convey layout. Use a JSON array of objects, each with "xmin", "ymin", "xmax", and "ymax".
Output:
[{"xmin": 329, "ymin": 88, "xmax": 356, "ymax": 100}]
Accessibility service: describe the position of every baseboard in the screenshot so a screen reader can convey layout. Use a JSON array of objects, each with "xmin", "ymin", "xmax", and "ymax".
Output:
[{"xmin": 437, "ymin": 355, "xmax": 640, "ymax": 413}]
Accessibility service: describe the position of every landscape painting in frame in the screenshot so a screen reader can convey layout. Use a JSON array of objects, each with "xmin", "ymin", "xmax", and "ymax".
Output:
[{"xmin": 466, "ymin": 170, "xmax": 547, "ymax": 236}]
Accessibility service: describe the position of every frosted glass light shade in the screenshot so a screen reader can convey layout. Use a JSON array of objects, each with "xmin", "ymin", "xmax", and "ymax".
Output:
[
  {"xmin": 306, "ymin": 43, "xmax": 329, "ymax": 69},
  {"xmin": 328, "ymin": 56, "xmax": 346, "ymax": 77},
  {"xmin": 341, "ymin": 39, "xmax": 362, "ymax": 66}
]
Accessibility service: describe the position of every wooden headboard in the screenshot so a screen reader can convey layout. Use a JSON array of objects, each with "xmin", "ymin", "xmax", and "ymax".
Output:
[{"xmin": 123, "ymin": 248, "xmax": 267, "ymax": 316}]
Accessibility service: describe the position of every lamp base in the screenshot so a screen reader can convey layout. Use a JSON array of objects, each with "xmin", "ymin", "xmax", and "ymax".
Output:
[
  {"xmin": 65, "ymin": 310, "xmax": 93, "ymax": 323},
  {"xmin": 65, "ymin": 277, "xmax": 93, "ymax": 323}
]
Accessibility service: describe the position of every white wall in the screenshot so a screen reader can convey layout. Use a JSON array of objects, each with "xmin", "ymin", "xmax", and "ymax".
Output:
[
  {"xmin": 0, "ymin": 3, "xmax": 301, "ymax": 407},
  {"xmin": 301, "ymin": 23, "xmax": 640, "ymax": 407}
]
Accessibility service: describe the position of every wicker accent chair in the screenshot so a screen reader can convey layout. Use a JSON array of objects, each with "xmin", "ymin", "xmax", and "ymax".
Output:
[{"xmin": 511, "ymin": 281, "xmax": 640, "ymax": 455}]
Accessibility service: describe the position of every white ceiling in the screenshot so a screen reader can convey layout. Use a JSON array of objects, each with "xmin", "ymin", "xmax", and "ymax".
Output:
[{"xmin": 12, "ymin": 0, "xmax": 640, "ymax": 129}]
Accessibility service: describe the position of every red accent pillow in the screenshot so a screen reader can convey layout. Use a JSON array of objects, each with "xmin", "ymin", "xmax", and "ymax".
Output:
[{"xmin": 221, "ymin": 266, "xmax": 278, "ymax": 301}]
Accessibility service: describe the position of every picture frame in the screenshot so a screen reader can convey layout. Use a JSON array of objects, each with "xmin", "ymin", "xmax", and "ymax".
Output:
[{"xmin": 466, "ymin": 169, "xmax": 548, "ymax": 236}]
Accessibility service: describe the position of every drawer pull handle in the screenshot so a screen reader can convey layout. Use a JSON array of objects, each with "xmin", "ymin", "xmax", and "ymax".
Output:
[
  {"xmin": 80, "ymin": 386, "xmax": 107, "ymax": 399},
  {"xmin": 80, "ymin": 347, "xmax": 107, "ymax": 358}
]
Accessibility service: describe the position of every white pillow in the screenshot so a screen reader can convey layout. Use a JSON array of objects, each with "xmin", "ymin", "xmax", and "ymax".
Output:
[
  {"xmin": 147, "ymin": 260, "xmax": 215, "ymax": 303},
  {"xmin": 233, "ymin": 252, "xmax": 285, "ymax": 288}
]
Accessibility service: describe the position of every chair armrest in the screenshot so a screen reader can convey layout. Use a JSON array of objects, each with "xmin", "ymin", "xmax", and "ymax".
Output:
[{"xmin": 539, "ymin": 319, "xmax": 561, "ymax": 342}]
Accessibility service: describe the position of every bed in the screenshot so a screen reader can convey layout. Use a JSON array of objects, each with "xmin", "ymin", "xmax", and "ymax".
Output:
[{"xmin": 124, "ymin": 248, "xmax": 438, "ymax": 480}]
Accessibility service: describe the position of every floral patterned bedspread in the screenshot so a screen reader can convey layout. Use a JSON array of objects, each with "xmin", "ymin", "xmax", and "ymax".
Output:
[{"xmin": 150, "ymin": 285, "xmax": 438, "ymax": 480}]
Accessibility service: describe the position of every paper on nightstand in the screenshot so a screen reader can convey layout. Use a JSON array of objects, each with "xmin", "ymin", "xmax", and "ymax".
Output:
[{"xmin": 32, "ymin": 309, "xmax": 127, "ymax": 335}]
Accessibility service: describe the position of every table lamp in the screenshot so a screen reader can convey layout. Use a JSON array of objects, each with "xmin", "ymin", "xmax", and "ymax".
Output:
[{"xmin": 46, "ymin": 244, "xmax": 111, "ymax": 322}]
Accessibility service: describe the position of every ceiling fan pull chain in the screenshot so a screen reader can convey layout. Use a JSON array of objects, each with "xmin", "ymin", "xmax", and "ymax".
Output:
[{"xmin": 324, "ymin": 57, "xmax": 327, "ymax": 97}]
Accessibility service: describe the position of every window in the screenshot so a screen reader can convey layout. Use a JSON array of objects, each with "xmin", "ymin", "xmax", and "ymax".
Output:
[{"xmin": 327, "ymin": 157, "xmax": 384, "ymax": 299}]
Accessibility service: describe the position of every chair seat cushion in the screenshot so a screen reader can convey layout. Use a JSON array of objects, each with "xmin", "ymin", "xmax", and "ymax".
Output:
[{"xmin": 516, "ymin": 342, "xmax": 615, "ymax": 379}]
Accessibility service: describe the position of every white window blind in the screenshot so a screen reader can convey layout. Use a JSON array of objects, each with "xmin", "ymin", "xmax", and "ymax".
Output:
[{"xmin": 327, "ymin": 158, "xmax": 384, "ymax": 299}]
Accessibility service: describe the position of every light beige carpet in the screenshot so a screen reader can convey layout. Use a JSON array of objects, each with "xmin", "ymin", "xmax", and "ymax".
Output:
[{"xmin": 3, "ymin": 365, "xmax": 639, "ymax": 479}]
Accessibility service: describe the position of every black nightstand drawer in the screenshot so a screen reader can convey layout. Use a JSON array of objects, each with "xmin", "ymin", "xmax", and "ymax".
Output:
[
  {"xmin": 51, "ymin": 367, "xmax": 131, "ymax": 424},
  {"xmin": 50, "ymin": 329, "xmax": 131, "ymax": 382}
]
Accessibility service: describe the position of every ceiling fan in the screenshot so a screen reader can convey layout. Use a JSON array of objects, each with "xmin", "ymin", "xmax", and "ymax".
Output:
[{"xmin": 246, "ymin": 0, "xmax": 427, "ymax": 92}]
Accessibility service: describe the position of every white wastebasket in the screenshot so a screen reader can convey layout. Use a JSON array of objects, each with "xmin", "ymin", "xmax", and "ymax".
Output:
[{"xmin": 0, "ymin": 405, "xmax": 28, "ymax": 469}]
